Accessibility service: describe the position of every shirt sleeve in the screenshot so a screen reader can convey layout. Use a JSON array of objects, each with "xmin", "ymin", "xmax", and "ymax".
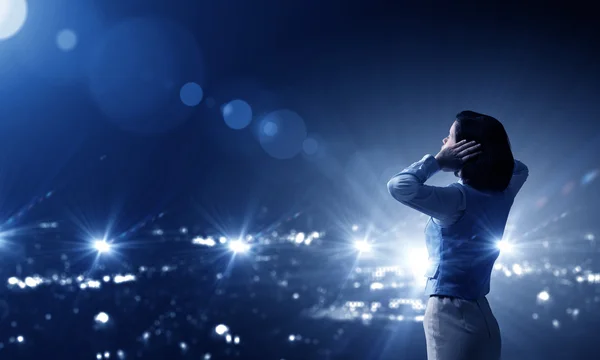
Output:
[
  {"xmin": 505, "ymin": 160, "xmax": 529, "ymax": 197},
  {"xmin": 387, "ymin": 154, "xmax": 466, "ymax": 224}
]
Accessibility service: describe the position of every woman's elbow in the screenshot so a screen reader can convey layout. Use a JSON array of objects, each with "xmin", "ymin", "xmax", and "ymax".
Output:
[
  {"xmin": 387, "ymin": 177, "xmax": 417, "ymax": 202},
  {"xmin": 387, "ymin": 178, "xmax": 397, "ymax": 196}
]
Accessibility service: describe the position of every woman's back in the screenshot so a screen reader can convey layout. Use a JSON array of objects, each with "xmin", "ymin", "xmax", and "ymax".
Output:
[
  {"xmin": 423, "ymin": 182, "xmax": 516, "ymax": 300},
  {"xmin": 389, "ymin": 156, "xmax": 528, "ymax": 299},
  {"xmin": 387, "ymin": 111, "xmax": 528, "ymax": 360}
]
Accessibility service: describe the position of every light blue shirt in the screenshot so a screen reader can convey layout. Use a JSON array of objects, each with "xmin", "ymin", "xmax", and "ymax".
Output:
[
  {"xmin": 387, "ymin": 155, "xmax": 529, "ymax": 299},
  {"xmin": 387, "ymin": 155, "xmax": 529, "ymax": 227}
]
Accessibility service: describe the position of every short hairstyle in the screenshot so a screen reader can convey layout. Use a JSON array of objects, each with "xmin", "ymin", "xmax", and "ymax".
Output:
[{"xmin": 454, "ymin": 111, "xmax": 514, "ymax": 192}]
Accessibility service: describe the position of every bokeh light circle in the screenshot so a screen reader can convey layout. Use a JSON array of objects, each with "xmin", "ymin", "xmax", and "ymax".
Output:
[
  {"xmin": 263, "ymin": 122, "xmax": 278, "ymax": 136},
  {"xmin": 0, "ymin": 2, "xmax": 9, "ymax": 22},
  {"xmin": 180, "ymin": 82, "xmax": 203, "ymax": 107},
  {"xmin": 0, "ymin": 0, "xmax": 28, "ymax": 40},
  {"xmin": 258, "ymin": 109, "xmax": 307, "ymax": 159},
  {"xmin": 302, "ymin": 137, "xmax": 319, "ymax": 155},
  {"xmin": 88, "ymin": 17, "xmax": 203, "ymax": 134},
  {"xmin": 222, "ymin": 99, "xmax": 253, "ymax": 130},
  {"xmin": 56, "ymin": 29, "xmax": 77, "ymax": 51}
]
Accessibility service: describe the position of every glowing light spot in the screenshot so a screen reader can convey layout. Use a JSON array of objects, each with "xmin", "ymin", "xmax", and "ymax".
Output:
[
  {"xmin": 585, "ymin": 233, "xmax": 595, "ymax": 241},
  {"xmin": 16, "ymin": 335, "xmax": 23, "ymax": 343},
  {"xmin": 512, "ymin": 264, "xmax": 523, "ymax": 275},
  {"xmin": 537, "ymin": 291, "xmax": 550, "ymax": 302},
  {"xmin": 496, "ymin": 240, "xmax": 512, "ymax": 252},
  {"xmin": 94, "ymin": 240, "xmax": 111, "ymax": 253},
  {"xmin": 56, "ymin": 29, "xmax": 77, "ymax": 51},
  {"xmin": 407, "ymin": 247, "xmax": 429, "ymax": 278},
  {"xmin": 294, "ymin": 232, "xmax": 305, "ymax": 244},
  {"xmin": 354, "ymin": 240, "xmax": 371, "ymax": 253},
  {"xmin": 180, "ymin": 82, "xmax": 203, "ymax": 106},
  {"xmin": 370, "ymin": 282, "xmax": 384, "ymax": 290},
  {"xmin": 86, "ymin": 280, "xmax": 101, "ymax": 289},
  {"xmin": 215, "ymin": 324, "xmax": 228, "ymax": 335},
  {"xmin": 152, "ymin": 229, "xmax": 164, "ymax": 236},
  {"xmin": 229, "ymin": 240, "xmax": 250, "ymax": 253},
  {"xmin": 192, "ymin": 237, "xmax": 216, "ymax": 247},
  {"xmin": 24, "ymin": 276, "xmax": 42, "ymax": 288},
  {"xmin": 113, "ymin": 274, "xmax": 136, "ymax": 284},
  {"xmin": 94, "ymin": 312, "xmax": 110, "ymax": 324}
]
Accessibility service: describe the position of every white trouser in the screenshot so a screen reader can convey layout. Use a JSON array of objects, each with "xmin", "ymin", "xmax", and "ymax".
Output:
[{"xmin": 423, "ymin": 296, "xmax": 501, "ymax": 360}]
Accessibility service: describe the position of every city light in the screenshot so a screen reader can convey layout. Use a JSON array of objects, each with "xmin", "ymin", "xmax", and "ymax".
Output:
[
  {"xmin": 497, "ymin": 240, "xmax": 513, "ymax": 253},
  {"xmin": 407, "ymin": 247, "xmax": 429, "ymax": 279},
  {"xmin": 93, "ymin": 239, "xmax": 112, "ymax": 254},
  {"xmin": 229, "ymin": 240, "xmax": 250, "ymax": 253},
  {"xmin": 354, "ymin": 240, "xmax": 372, "ymax": 253}
]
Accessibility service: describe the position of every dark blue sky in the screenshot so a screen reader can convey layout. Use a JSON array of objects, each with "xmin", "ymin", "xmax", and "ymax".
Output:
[{"xmin": 0, "ymin": 0, "xmax": 598, "ymax": 237}]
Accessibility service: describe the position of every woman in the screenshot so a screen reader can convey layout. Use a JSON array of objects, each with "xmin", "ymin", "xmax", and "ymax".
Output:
[{"xmin": 387, "ymin": 111, "xmax": 529, "ymax": 360}]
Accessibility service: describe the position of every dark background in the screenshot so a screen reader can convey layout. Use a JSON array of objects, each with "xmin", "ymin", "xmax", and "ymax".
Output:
[{"xmin": 0, "ymin": 0, "xmax": 599, "ymax": 359}]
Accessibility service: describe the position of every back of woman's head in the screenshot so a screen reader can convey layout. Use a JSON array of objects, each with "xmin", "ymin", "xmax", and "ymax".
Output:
[{"xmin": 455, "ymin": 111, "xmax": 514, "ymax": 192}]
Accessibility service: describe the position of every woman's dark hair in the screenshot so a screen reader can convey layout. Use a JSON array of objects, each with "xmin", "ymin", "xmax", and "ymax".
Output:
[{"xmin": 454, "ymin": 110, "xmax": 514, "ymax": 192}]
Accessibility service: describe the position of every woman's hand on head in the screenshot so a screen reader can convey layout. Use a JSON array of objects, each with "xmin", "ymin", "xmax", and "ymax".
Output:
[{"xmin": 434, "ymin": 140, "xmax": 482, "ymax": 172}]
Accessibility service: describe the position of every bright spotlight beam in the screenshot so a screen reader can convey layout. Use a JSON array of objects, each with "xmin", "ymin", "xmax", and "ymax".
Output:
[
  {"xmin": 228, "ymin": 240, "xmax": 250, "ymax": 254},
  {"xmin": 93, "ymin": 239, "xmax": 111, "ymax": 254},
  {"xmin": 407, "ymin": 247, "xmax": 429, "ymax": 279},
  {"xmin": 496, "ymin": 240, "xmax": 512, "ymax": 253},
  {"xmin": 354, "ymin": 240, "xmax": 371, "ymax": 253}
]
